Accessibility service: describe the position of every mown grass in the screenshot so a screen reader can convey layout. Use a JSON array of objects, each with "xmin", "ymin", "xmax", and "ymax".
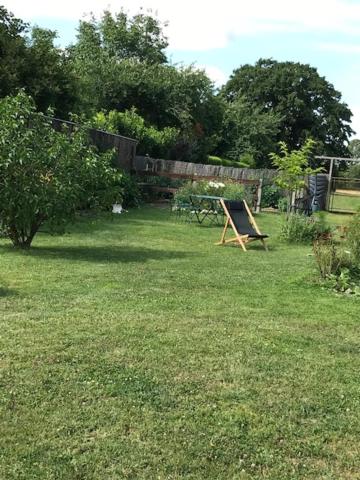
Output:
[
  {"xmin": 0, "ymin": 206, "xmax": 359, "ymax": 479},
  {"xmin": 330, "ymin": 193, "xmax": 360, "ymax": 213}
]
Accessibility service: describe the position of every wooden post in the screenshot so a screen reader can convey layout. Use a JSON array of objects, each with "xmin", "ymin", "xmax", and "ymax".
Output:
[
  {"xmin": 256, "ymin": 179, "xmax": 263, "ymax": 213},
  {"xmin": 326, "ymin": 158, "xmax": 334, "ymax": 211},
  {"xmin": 291, "ymin": 190, "xmax": 296, "ymax": 212}
]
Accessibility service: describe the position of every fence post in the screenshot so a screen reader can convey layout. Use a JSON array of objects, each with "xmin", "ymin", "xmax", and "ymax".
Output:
[
  {"xmin": 326, "ymin": 158, "xmax": 334, "ymax": 211},
  {"xmin": 256, "ymin": 179, "xmax": 263, "ymax": 213}
]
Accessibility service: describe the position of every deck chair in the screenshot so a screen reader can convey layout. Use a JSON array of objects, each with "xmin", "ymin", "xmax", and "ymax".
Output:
[{"xmin": 217, "ymin": 199, "xmax": 268, "ymax": 251}]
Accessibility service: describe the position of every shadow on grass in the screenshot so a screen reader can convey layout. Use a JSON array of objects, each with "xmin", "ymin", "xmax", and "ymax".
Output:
[
  {"xmin": 15, "ymin": 245, "xmax": 196, "ymax": 264},
  {"xmin": 0, "ymin": 286, "xmax": 16, "ymax": 298}
]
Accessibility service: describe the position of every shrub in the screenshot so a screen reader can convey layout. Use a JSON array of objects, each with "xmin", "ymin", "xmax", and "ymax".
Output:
[
  {"xmin": 207, "ymin": 154, "xmax": 255, "ymax": 169},
  {"xmin": 278, "ymin": 197, "xmax": 289, "ymax": 212},
  {"xmin": 313, "ymin": 240, "xmax": 359, "ymax": 295},
  {"xmin": 313, "ymin": 240, "xmax": 350, "ymax": 278},
  {"xmin": 94, "ymin": 109, "xmax": 179, "ymax": 159},
  {"xmin": 280, "ymin": 212, "xmax": 332, "ymax": 244},
  {"xmin": 0, "ymin": 92, "xmax": 122, "ymax": 248},
  {"xmin": 346, "ymin": 212, "xmax": 360, "ymax": 265},
  {"xmin": 344, "ymin": 163, "xmax": 360, "ymax": 179},
  {"xmin": 261, "ymin": 185, "xmax": 283, "ymax": 208},
  {"xmin": 270, "ymin": 139, "xmax": 322, "ymax": 213},
  {"xmin": 119, "ymin": 173, "xmax": 142, "ymax": 208},
  {"xmin": 174, "ymin": 180, "xmax": 248, "ymax": 205}
]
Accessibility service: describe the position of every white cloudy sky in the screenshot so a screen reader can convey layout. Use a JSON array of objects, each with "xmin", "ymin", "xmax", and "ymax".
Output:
[{"xmin": 5, "ymin": 0, "xmax": 360, "ymax": 136}]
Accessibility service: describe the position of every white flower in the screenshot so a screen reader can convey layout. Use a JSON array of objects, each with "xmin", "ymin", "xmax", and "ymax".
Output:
[{"xmin": 208, "ymin": 181, "xmax": 225, "ymax": 189}]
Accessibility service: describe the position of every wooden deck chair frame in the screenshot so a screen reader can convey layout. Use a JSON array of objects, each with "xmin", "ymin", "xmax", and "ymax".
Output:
[{"xmin": 216, "ymin": 198, "xmax": 268, "ymax": 252}]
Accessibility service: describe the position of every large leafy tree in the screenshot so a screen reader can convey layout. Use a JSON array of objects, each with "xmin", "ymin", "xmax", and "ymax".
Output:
[
  {"xmin": 68, "ymin": 9, "xmax": 168, "ymax": 115},
  {"xmin": 0, "ymin": 92, "xmax": 122, "ymax": 248},
  {"xmin": 217, "ymin": 96, "xmax": 281, "ymax": 167},
  {"xmin": 223, "ymin": 59, "xmax": 353, "ymax": 157},
  {"xmin": 349, "ymin": 139, "xmax": 360, "ymax": 158},
  {"xmin": 0, "ymin": 6, "xmax": 77, "ymax": 117},
  {"xmin": 0, "ymin": 6, "xmax": 28, "ymax": 97},
  {"xmin": 24, "ymin": 27, "xmax": 78, "ymax": 118},
  {"xmin": 69, "ymin": 10, "xmax": 223, "ymax": 161}
]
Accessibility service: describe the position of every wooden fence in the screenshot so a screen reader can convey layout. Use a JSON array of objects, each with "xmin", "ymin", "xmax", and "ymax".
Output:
[
  {"xmin": 134, "ymin": 156, "xmax": 279, "ymax": 212},
  {"xmin": 133, "ymin": 156, "xmax": 277, "ymax": 184},
  {"xmin": 50, "ymin": 117, "xmax": 138, "ymax": 171}
]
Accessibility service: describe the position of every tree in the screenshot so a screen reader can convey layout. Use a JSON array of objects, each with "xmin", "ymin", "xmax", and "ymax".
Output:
[
  {"xmin": 0, "ymin": 6, "xmax": 28, "ymax": 97},
  {"xmin": 93, "ymin": 109, "xmax": 179, "ymax": 159},
  {"xmin": 0, "ymin": 92, "xmax": 122, "ymax": 248},
  {"xmin": 349, "ymin": 139, "xmax": 360, "ymax": 158},
  {"xmin": 217, "ymin": 96, "xmax": 281, "ymax": 167},
  {"xmin": 223, "ymin": 59, "xmax": 353, "ymax": 157},
  {"xmin": 68, "ymin": 9, "xmax": 168, "ymax": 114},
  {"xmin": 68, "ymin": 9, "xmax": 223, "ymax": 162},
  {"xmin": 100, "ymin": 9, "xmax": 168, "ymax": 64},
  {"xmin": 24, "ymin": 27, "xmax": 78, "ymax": 118},
  {"xmin": 269, "ymin": 139, "xmax": 322, "ymax": 212}
]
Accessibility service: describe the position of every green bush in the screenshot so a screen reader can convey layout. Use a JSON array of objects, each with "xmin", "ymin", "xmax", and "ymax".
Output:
[
  {"xmin": 280, "ymin": 212, "xmax": 332, "ymax": 244},
  {"xmin": 0, "ymin": 92, "xmax": 122, "ymax": 248},
  {"xmin": 119, "ymin": 173, "xmax": 142, "ymax": 208},
  {"xmin": 261, "ymin": 185, "xmax": 283, "ymax": 208},
  {"xmin": 344, "ymin": 163, "xmax": 360, "ymax": 179},
  {"xmin": 174, "ymin": 180, "xmax": 248, "ymax": 205},
  {"xmin": 313, "ymin": 240, "xmax": 351, "ymax": 278},
  {"xmin": 278, "ymin": 197, "xmax": 289, "ymax": 212},
  {"xmin": 94, "ymin": 109, "xmax": 179, "ymax": 159},
  {"xmin": 346, "ymin": 212, "xmax": 360, "ymax": 265},
  {"xmin": 313, "ymin": 240, "xmax": 359, "ymax": 295},
  {"xmin": 207, "ymin": 155, "xmax": 253, "ymax": 169}
]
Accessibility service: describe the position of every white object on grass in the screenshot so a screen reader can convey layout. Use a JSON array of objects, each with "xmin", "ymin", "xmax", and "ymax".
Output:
[{"xmin": 112, "ymin": 204, "xmax": 123, "ymax": 214}]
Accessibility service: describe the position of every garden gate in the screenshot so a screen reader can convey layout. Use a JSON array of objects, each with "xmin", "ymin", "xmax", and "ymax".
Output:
[{"xmin": 316, "ymin": 156, "xmax": 360, "ymax": 213}]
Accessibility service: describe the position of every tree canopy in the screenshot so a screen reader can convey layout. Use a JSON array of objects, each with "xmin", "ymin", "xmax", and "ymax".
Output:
[
  {"xmin": 223, "ymin": 59, "xmax": 353, "ymax": 158},
  {"xmin": 0, "ymin": 6, "xmax": 356, "ymax": 167}
]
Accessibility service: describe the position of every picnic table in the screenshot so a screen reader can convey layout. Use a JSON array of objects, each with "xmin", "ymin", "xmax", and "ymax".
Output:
[{"xmin": 189, "ymin": 195, "xmax": 226, "ymax": 225}]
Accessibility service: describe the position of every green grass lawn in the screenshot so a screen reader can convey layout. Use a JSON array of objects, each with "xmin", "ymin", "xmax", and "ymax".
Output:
[
  {"xmin": 330, "ymin": 193, "xmax": 360, "ymax": 213},
  {"xmin": 1, "ymin": 207, "xmax": 359, "ymax": 479}
]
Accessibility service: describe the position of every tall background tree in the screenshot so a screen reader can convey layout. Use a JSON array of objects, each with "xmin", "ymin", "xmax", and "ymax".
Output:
[
  {"xmin": 0, "ymin": 6, "xmax": 28, "ymax": 97},
  {"xmin": 223, "ymin": 59, "xmax": 353, "ymax": 161},
  {"xmin": 0, "ymin": 6, "xmax": 77, "ymax": 117},
  {"xmin": 68, "ymin": 10, "xmax": 223, "ymax": 162},
  {"xmin": 0, "ymin": 6, "xmax": 356, "ymax": 167}
]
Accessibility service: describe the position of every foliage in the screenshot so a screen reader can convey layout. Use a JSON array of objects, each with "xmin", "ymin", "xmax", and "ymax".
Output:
[
  {"xmin": 346, "ymin": 212, "xmax": 360, "ymax": 265},
  {"xmin": 174, "ymin": 180, "xmax": 248, "ymax": 205},
  {"xmin": 261, "ymin": 185, "xmax": 283, "ymax": 208},
  {"xmin": 270, "ymin": 139, "xmax": 320, "ymax": 191},
  {"xmin": 270, "ymin": 139, "xmax": 322, "ymax": 212},
  {"xmin": 217, "ymin": 95, "xmax": 281, "ymax": 167},
  {"xmin": 119, "ymin": 173, "xmax": 142, "ymax": 208},
  {"xmin": 349, "ymin": 138, "xmax": 360, "ymax": 158},
  {"xmin": 99, "ymin": 9, "xmax": 168, "ymax": 64},
  {"xmin": 313, "ymin": 239, "xmax": 350, "ymax": 278},
  {"xmin": 68, "ymin": 11, "xmax": 224, "ymax": 163},
  {"xmin": 280, "ymin": 212, "xmax": 332, "ymax": 244},
  {"xmin": 278, "ymin": 197, "xmax": 289, "ymax": 212},
  {"xmin": 207, "ymin": 155, "xmax": 250, "ymax": 168},
  {"xmin": 0, "ymin": 6, "xmax": 28, "ymax": 98},
  {"xmin": 344, "ymin": 162, "xmax": 360, "ymax": 179},
  {"xmin": 324, "ymin": 269, "xmax": 360, "ymax": 296},
  {"xmin": 313, "ymin": 240, "xmax": 360, "ymax": 295},
  {"xmin": 0, "ymin": 92, "xmax": 122, "ymax": 248},
  {"xmin": 24, "ymin": 27, "xmax": 78, "ymax": 118},
  {"xmin": 0, "ymin": 7, "xmax": 77, "ymax": 117},
  {"xmin": 69, "ymin": 14, "xmax": 223, "ymax": 163},
  {"xmin": 223, "ymin": 58, "xmax": 353, "ymax": 157},
  {"xmin": 94, "ymin": 109, "xmax": 179, "ymax": 159}
]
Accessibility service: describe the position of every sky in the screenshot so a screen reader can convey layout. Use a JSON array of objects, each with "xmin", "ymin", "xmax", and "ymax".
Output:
[{"xmin": 5, "ymin": 0, "xmax": 360, "ymax": 137}]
